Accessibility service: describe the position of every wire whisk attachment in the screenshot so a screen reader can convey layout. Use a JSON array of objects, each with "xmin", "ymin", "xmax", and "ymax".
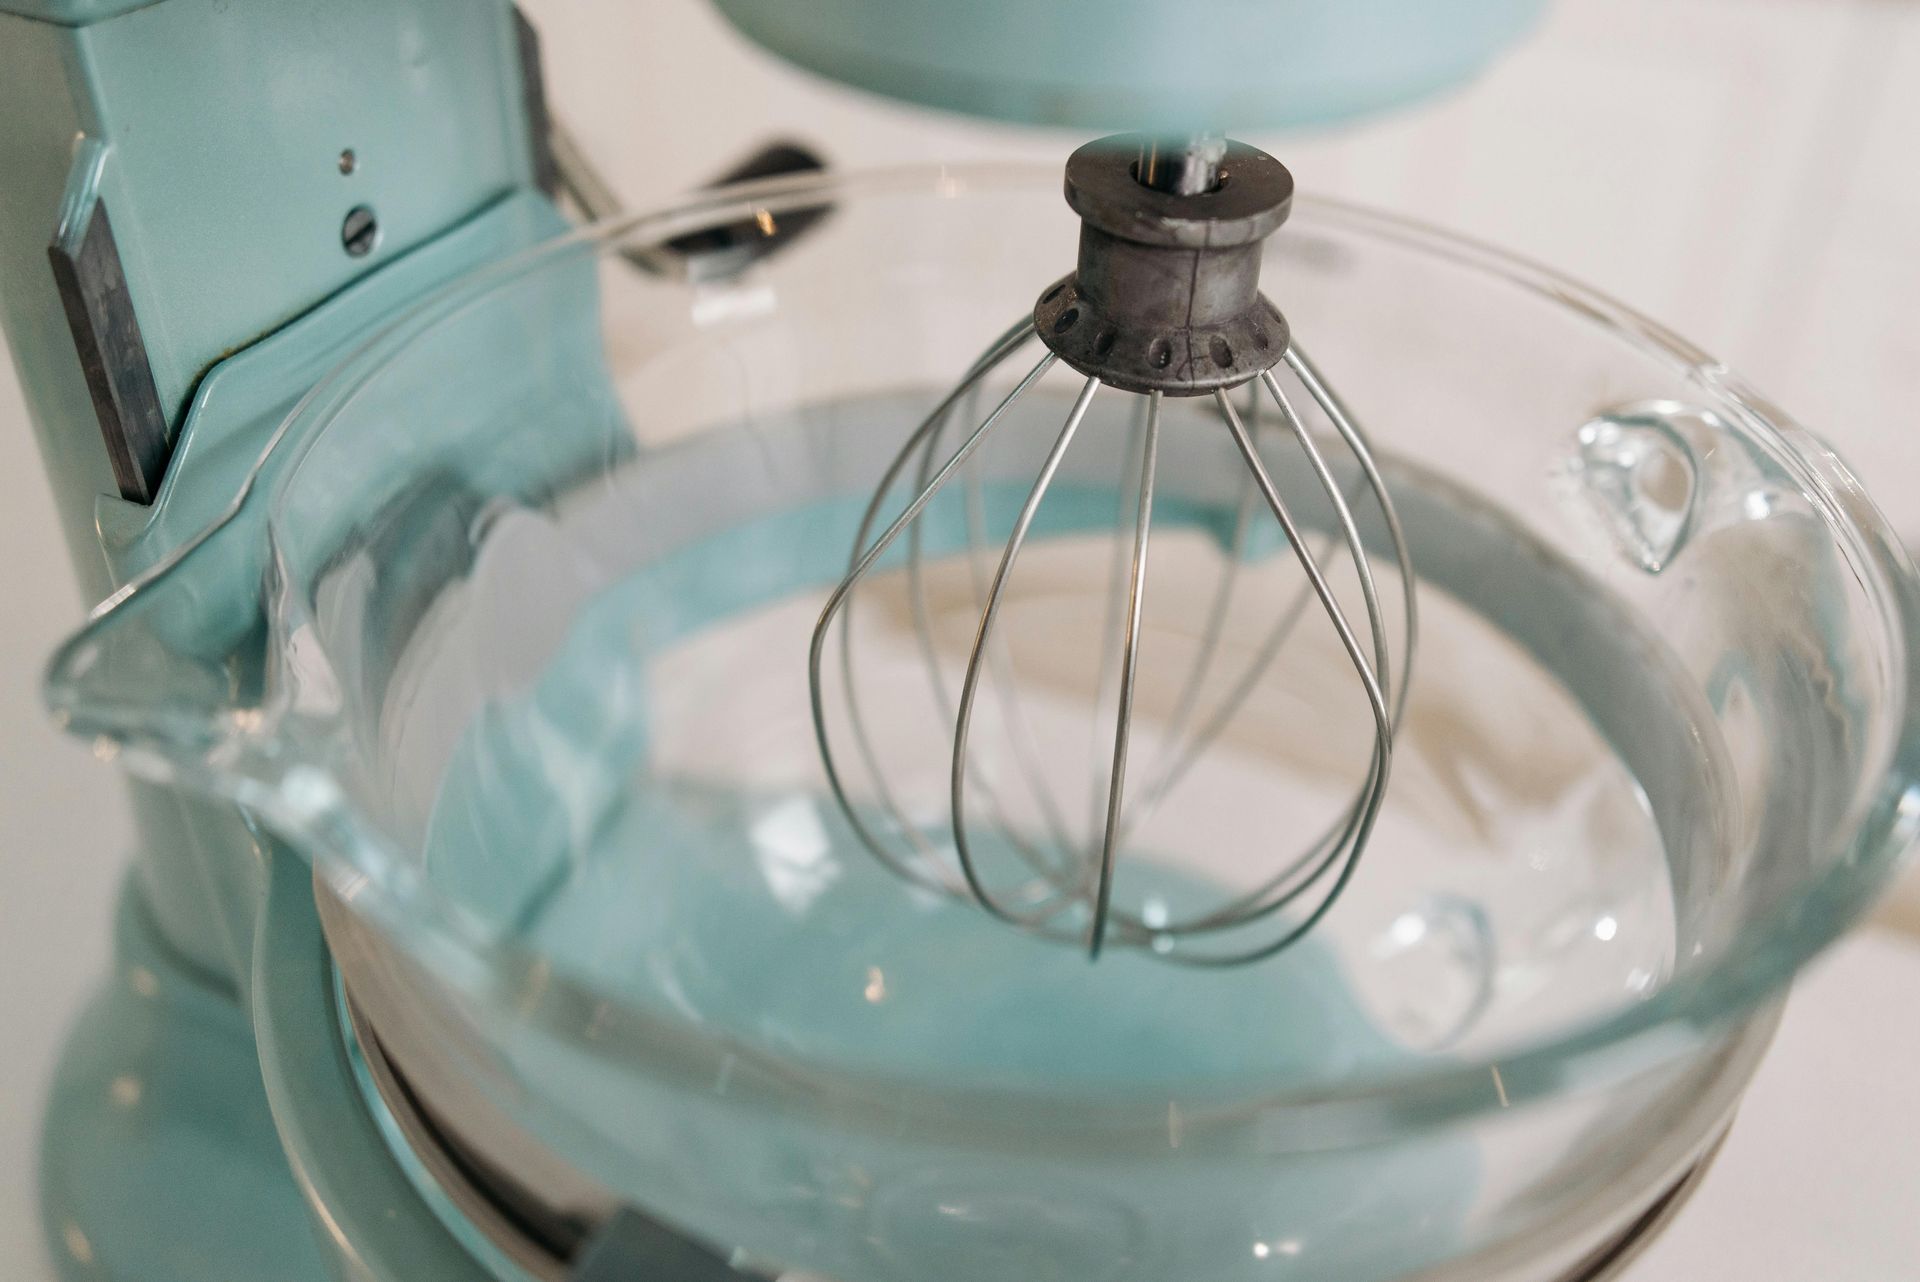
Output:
[{"xmin": 808, "ymin": 136, "xmax": 1415, "ymax": 965}]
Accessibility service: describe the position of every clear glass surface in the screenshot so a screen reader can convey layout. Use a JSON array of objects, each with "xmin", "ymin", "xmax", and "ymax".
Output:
[{"xmin": 46, "ymin": 166, "xmax": 1920, "ymax": 1281}]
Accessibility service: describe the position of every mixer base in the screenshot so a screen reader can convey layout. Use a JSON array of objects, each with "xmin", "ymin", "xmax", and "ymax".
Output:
[{"xmin": 341, "ymin": 981, "xmax": 1732, "ymax": 1282}]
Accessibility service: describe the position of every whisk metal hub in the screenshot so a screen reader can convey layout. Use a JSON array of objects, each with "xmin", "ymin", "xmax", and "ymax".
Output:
[{"xmin": 1036, "ymin": 135, "xmax": 1294, "ymax": 396}]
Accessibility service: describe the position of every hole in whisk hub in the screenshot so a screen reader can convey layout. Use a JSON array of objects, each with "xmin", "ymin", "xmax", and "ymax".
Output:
[
  {"xmin": 1147, "ymin": 337, "xmax": 1173, "ymax": 369},
  {"xmin": 1209, "ymin": 335, "xmax": 1234, "ymax": 368},
  {"xmin": 1053, "ymin": 307, "xmax": 1080, "ymax": 334},
  {"xmin": 1127, "ymin": 158, "xmax": 1230, "ymax": 195},
  {"xmin": 1093, "ymin": 327, "xmax": 1117, "ymax": 357}
]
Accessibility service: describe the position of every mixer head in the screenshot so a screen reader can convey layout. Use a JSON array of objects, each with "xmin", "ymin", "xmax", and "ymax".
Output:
[
  {"xmin": 712, "ymin": 0, "xmax": 1554, "ymax": 131},
  {"xmin": 810, "ymin": 135, "xmax": 1416, "ymax": 963}
]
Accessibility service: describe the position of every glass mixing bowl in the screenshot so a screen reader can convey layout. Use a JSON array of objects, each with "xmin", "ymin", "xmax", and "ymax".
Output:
[{"xmin": 47, "ymin": 166, "xmax": 1920, "ymax": 1282}]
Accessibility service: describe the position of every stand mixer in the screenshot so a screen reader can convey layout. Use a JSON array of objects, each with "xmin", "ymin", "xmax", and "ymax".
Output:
[{"xmin": 4, "ymin": 3, "xmax": 1918, "ymax": 1282}]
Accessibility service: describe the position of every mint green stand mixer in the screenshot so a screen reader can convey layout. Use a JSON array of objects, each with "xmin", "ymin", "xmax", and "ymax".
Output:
[{"xmin": 6, "ymin": 3, "xmax": 1920, "ymax": 1281}]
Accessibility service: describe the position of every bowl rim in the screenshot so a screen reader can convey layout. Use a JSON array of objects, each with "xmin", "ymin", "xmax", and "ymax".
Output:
[{"xmin": 48, "ymin": 162, "xmax": 1920, "ymax": 1142}]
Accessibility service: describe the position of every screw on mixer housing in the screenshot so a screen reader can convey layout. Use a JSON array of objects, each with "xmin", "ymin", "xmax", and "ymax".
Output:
[{"xmin": 1034, "ymin": 135, "xmax": 1294, "ymax": 396}]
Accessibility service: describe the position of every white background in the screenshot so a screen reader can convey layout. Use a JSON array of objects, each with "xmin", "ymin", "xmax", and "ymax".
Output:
[{"xmin": 2, "ymin": 0, "xmax": 1917, "ymax": 1276}]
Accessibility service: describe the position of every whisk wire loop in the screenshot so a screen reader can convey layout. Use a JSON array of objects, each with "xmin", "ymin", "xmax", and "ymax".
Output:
[
  {"xmin": 1184, "ymin": 384, "xmax": 1393, "ymax": 964},
  {"xmin": 1078, "ymin": 381, "xmax": 1399, "ymax": 948},
  {"xmin": 1255, "ymin": 375, "xmax": 1394, "ymax": 715},
  {"xmin": 1283, "ymin": 347, "xmax": 1419, "ymax": 690},
  {"xmin": 951, "ymin": 375, "xmax": 1105, "ymax": 925},
  {"xmin": 905, "ymin": 378, "xmax": 1085, "ymax": 882},
  {"xmin": 810, "ymin": 327, "xmax": 1057, "ymax": 902},
  {"xmin": 1089, "ymin": 389, "xmax": 1161, "ymax": 956}
]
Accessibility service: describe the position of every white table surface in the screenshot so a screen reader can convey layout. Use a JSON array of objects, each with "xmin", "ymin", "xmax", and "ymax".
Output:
[{"xmin": 4, "ymin": 0, "xmax": 1919, "ymax": 1276}]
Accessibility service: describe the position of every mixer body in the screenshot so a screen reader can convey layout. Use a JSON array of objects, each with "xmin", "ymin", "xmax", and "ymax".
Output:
[{"xmin": 0, "ymin": 1, "xmax": 570, "ymax": 1276}]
